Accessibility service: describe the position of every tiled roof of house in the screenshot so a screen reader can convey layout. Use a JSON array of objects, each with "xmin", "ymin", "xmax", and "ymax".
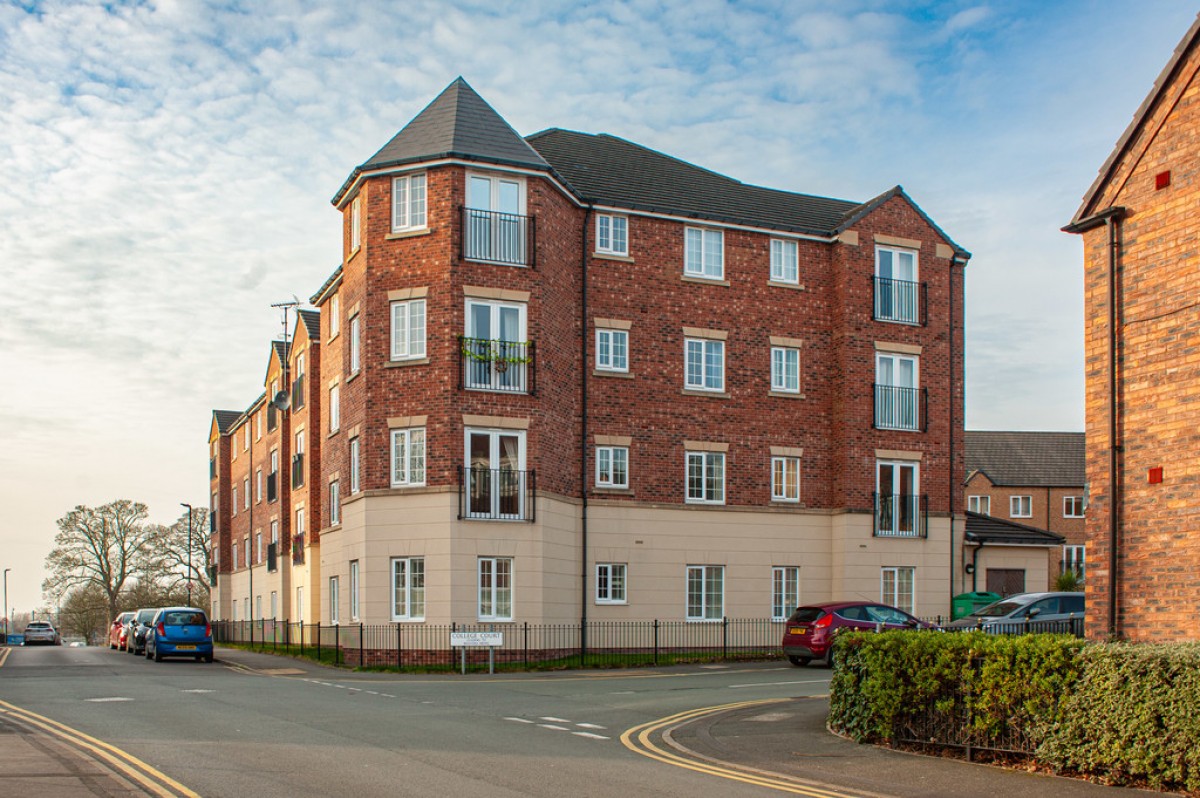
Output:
[
  {"xmin": 332, "ymin": 78, "xmax": 549, "ymax": 206},
  {"xmin": 311, "ymin": 264, "xmax": 342, "ymax": 305},
  {"xmin": 965, "ymin": 511, "xmax": 1065, "ymax": 547},
  {"xmin": 526, "ymin": 128, "xmax": 861, "ymax": 236},
  {"xmin": 213, "ymin": 410, "xmax": 242, "ymax": 434},
  {"xmin": 271, "ymin": 339, "xmax": 291, "ymax": 363},
  {"xmin": 965, "ymin": 430, "xmax": 1085, "ymax": 487},
  {"xmin": 299, "ymin": 309, "xmax": 320, "ymax": 340}
]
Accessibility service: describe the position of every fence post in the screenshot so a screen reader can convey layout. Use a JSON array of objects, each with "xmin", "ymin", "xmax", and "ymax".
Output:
[
  {"xmin": 396, "ymin": 623, "xmax": 402, "ymax": 669},
  {"xmin": 722, "ymin": 617, "xmax": 729, "ymax": 660},
  {"xmin": 299, "ymin": 622, "xmax": 304, "ymax": 657},
  {"xmin": 653, "ymin": 619, "xmax": 659, "ymax": 666},
  {"xmin": 523, "ymin": 621, "xmax": 529, "ymax": 668},
  {"xmin": 359, "ymin": 622, "xmax": 364, "ymax": 668}
]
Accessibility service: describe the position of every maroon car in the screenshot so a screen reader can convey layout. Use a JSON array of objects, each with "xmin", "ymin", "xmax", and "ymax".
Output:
[
  {"xmin": 108, "ymin": 612, "xmax": 134, "ymax": 650},
  {"xmin": 781, "ymin": 601, "xmax": 933, "ymax": 666}
]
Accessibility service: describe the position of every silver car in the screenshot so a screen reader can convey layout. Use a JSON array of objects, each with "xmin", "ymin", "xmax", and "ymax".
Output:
[
  {"xmin": 23, "ymin": 621, "xmax": 61, "ymax": 646},
  {"xmin": 944, "ymin": 591, "xmax": 1085, "ymax": 631}
]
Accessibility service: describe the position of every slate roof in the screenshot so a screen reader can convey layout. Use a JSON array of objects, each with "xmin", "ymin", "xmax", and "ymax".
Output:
[
  {"xmin": 965, "ymin": 511, "xmax": 1065, "ymax": 547},
  {"xmin": 299, "ymin": 309, "xmax": 320, "ymax": 340},
  {"xmin": 332, "ymin": 78, "xmax": 549, "ymax": 206},
  {"xmin": 527, "ymin": 128, "xmax": 861, "ymax": 236},
  {"xmin": 311, "ymin": 264, "xmax": 342, "ymax": 305},
  {"xmin": 213, "ymin": 410, "xmax": 242, "ymax": 434},
  {"xmin": 965, "ymin": 431, "xmax": 1085, "ymax": 487}
]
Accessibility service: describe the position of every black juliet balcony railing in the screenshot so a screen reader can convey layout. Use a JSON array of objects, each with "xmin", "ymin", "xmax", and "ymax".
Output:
[
  {"xmin": 461, "ymin": 206, "xmax": 535, "ymax": 267},
  {"xmin": 872, "ymin": 275, "xmax": 926, "ymax": 325},
  {"xmin": 458, "ymin": 467, "xmax": 536, "ymax": 522},
  {"xmin": 873, "ymin": 385, "xmax": 927, "ymax": 432},
  {"xmin": 873, "ymin": 493, "xmax": 929, "ymax": 538},
  {"xmin": 458, "ymin": 337, "xmax": 535, "ymax": 394}
]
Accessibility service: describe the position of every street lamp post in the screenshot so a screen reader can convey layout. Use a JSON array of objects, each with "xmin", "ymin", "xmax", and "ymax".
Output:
[
  {"xmin": 3, "ymin": 568, "xmax": 9, "ymax": 644},
  {"xmin": 180, "ymin": 503, "xmax": 194, "ymax": 606}
]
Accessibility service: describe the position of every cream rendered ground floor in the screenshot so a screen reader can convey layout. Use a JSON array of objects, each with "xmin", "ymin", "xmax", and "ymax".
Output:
[{"xmin": 306, "ymin": 488, "xmax": 960, "ymax": 627}]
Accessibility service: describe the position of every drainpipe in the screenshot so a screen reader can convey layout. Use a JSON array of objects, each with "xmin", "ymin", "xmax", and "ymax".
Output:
[
  {"xmin": 580, "ymin": 204, "xmax": 594, "ymax": 658},
  {"xmin": 948, "ymin": 254, "xmax": 961, "ymax": 603},
  {"xmin": 1104, "ymin": 213, "xmax": 1122, "ymax": 639},
  {"xmin": 970, "ymin": 540, "xmax": 984, "ymax": 592}
]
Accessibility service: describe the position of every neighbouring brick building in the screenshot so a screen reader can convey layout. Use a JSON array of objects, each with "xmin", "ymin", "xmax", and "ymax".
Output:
[
  {"xmin": 1064, "ymin": 13, "xmax": 1200, "ymax": 642},
  {"xmin": 963, "ymin": 431, "xmax": 1085, "ymax": 594},
  {"xmin": 209, "ymin": 78, "xmax": 970, "ymax": 629}
]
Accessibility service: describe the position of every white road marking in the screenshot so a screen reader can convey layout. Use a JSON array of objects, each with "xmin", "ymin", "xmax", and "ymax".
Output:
[
  {"xmin": 181, "ymin": 689, "xmax": 214, "ymax": 694},
  {"xmin": 575, "ymin": 723, "xmax": 606, "ymax": 729},
  {"xmin": 540, "ymin": 716, "xmax": 571, "ymax": 722},
  {"xmin": 572, "ymin": 732, "xmax": 609, "ymax": 740},
  {"xmin": 381, "ymin": 694, "xmax": 395, "ymax": 698},
  {"xmin": 537, "ymin": 724, "xmax": 569, "ymax": 731},
  {"xmin": 365, "ymin": 691, "xmax": 379, "ymax": 695},
  {"xmin": 85, "ymin": 697, "xmax": 133, "ymax": 702},
  {"xmin": 505, "ymin": 717, "xmax": 535, "ymax": 724},
  {"xmin": 727, "ymin": 679, "xmax": 830, "ymax": 688}
]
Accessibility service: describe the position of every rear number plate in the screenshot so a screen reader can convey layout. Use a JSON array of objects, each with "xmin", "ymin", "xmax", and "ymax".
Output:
[
  {"xmin": 175, "ymin": 645, "xmax": 196, "ymax": 651},
  {"xmin": 789, "ymin": 628, "xmax": 806, "ymax": 635}
]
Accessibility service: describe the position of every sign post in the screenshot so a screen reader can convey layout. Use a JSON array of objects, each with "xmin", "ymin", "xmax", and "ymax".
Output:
[{"xmin": 450, "ymin": 631, "xmax": 504, "ymax": 674}]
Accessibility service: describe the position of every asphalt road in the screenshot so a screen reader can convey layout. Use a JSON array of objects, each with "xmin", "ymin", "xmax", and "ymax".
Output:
[{"xmin": 0, "ymin": 645, "xmax": 835, "ymax": 797}]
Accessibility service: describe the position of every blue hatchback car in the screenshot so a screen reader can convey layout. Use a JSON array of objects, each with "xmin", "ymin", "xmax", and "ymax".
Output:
[{"xmin": 145, "ymin": 607, "xmax": 214, "ymax": 663}]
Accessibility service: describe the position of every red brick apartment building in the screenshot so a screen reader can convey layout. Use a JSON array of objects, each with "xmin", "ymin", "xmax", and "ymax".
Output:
[
  {"xmin": 209, "ymin": 78, "xmax": 970, "ymax": 627},
  {"xmin": 1065, "ymin": 13, "xmax": 1200, "ymax": 641}
]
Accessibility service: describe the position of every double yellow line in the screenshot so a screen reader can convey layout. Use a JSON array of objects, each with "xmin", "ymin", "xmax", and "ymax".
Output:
[
  {"xmin": 621, "ymin": 699, "xmax": 866, "ymax": 797},
  {"xmin": 0, "ymin": 699, "xmax": 200, "ymax": 797}
]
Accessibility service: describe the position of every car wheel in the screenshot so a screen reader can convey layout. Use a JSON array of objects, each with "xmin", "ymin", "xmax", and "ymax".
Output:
[
  {"xmin": 204, "ymin": 653, "xmax": 214, "ymax": 663},
  {"xmin": 145, "ymin": 645, "xmax": 152, "ymax": 660},
  {"xmin": 786, "ymin": 655, "xmax": 812, "ymax": 667},
  {"xmin": 153, "ymin": 648, "xmax": 163, "ymax": 662}
]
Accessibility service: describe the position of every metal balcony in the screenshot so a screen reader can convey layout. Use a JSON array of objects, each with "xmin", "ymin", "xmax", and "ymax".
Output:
[
  {"xmin": 461, "ymin": 206, "xmax": 534, "ymax": 267},
  {"xmin": 459, "ymin": 336, "xmax": 534, "ymax": 394},
  {"xmin": 873, "ymin": 493, "xmax": 928, "ymax": 538},
  {"xmin": 458, "ymin": 466, "xmax": 536, "ymax": 522}
]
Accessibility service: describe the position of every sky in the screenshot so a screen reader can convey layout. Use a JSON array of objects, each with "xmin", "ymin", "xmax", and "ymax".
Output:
[{"xmin": 0, "ymin": 0, "xmax": 1195, "ymax": 616}]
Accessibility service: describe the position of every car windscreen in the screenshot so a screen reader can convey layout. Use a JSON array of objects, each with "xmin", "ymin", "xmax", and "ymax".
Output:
[
  {"xmin": 163, "ymin": 611, "xmax": 206, "ymax": 625},
  {"xmin": 788, "ymin": 607, "xmax": 825, "ymax": 623},
  {"xmin": 972, "ymin": 600, "xmax": 1023, "ymax": 618}
]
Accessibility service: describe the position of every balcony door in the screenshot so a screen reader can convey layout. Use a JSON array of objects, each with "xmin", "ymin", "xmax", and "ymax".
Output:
[
  {"xmin": 876, "ymin": 247, "xmax": 918, "ymax": 322},
  {"xmin": 877, "ymin": 460, "xmax": 919, "ymax": 536},
  {"xmin": 466, "ymin": 300, "xmax": 526, "ymax": 391},
  {"xmin": 466, "ymin": 174, "xmax": 525, "ymax": 264},
  {"xmin": 465, "ymin": 429, "xmax": 526, "ymax": 519},
  {"xmin": 876, "ymin": 353, "xmax": 918, "ymax": 430}
]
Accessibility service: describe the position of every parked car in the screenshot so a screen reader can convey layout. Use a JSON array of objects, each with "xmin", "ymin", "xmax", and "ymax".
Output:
[
  {"xmin": 108, "ymin": 612, "xmax": 135, "ymax": 650},
  {"xmin": 23, "ymin": 621, "xmax": 61, "ymax": 646},
  {"xmin": 124, "ymin": 608, "xmax": 159, "ymax": 655},
  {"xmin": 782, "ymin": 601, "xmax": 934, "ymax": 667},
  {"xmin": 941, "ymin": 591, "xmax": 1085, "ymax": 631},
  {"xmin": 145, "ymin": 607, "xmax": 213, "ymax": 663}
]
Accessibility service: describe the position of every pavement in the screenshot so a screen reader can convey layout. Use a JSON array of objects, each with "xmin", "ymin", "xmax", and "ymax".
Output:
[{"xmin": 0, "ymin": 646, "xmax": 1177, "ymax": 798}]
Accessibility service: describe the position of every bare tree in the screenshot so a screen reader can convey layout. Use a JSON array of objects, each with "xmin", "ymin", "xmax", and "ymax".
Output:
[
  {"xmin": 43, "ymin": 500, "xmax": 157, "ymax": 621},
  {"xmin": 146, "ymin": 507, "xmax": 212, "ymax": 610},
  {"xmin": 57, "ymin": 584, "xmax": 111, "ymax": 644}
]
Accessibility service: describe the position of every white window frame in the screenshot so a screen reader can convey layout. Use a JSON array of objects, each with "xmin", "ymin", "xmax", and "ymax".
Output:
[
  {"xmin": 270, "ymin": 520, "xmax": 278, "ymax": 546},
  {"xmin": 243, "ymin": 478, "xmax": 250, "ymax": 509},
  {"xmin": 295, "ymin": 507, "xmax": 305, "ymax": 538},
  {"xmin": 771, "ymin": 566, "xmax": 800, "ymax": 621},
  {"xmin": 329, "ymin": 294, "xmax": 340, "ymax": 339},
  {"xmin": 1063, "ymin": 496, "xmax": 1085, "ymax": 518},
  {"xmin": 296, "ymin": 586, "xmax": 304, "ymax": 623},
  {"xmin": 875, "ymin": 351, "xmax": 920, "ymax": 431},
  {"xmin": 349, "ymin": 560, "xmax": 360, "ymax": 621},
  {"xmin": 595, "ymin": 562, "xmax": 627, "ymax": 604},
  {"xmin": 349, "ymin": 437, "xmax": 360, "ymax": 494},
  {"xmin": 464, "ymin": 172, "xmax": 527, "ymax": 265},
  {"xmin": 390, "ymin": 427, "xmax": 427, "ymax": 487},
  {"xmin": 390, "ymin": 298, "xmax": 426, "ymax": 361},
  {"xmin": 875, "ymin": 245, "xmax": 920, "ymax": 324},
  {"xmin": 243, "ymin": 425, "xmax": 249, "ymax": 451},
  {"xmin": 255, "ymin": 468, "xmax": 262, "ymax": 503},
  {"xmin": 270, "ymin": 591, "xmax": 277, "ymax": 620},
  {"xmin": 770, "ymin": 347, "xmax": 800, "ymax": 393},
  {"xmin": 255, "ymin": 531, "xmax": 262, "ymax": 563},
  {"xmin": 595, "ymin": 328, "xmax": 629, "ymax": 372},
  {"xmin": 232, "ymin": 541, "xmax": 239, "ymax": 570},
  {"xmin": 881, "ymin": 566, "xmax": 916, "ymax": 615},
  {"xmin": 350, "ymin": 195, "xmax": 361, "ymax": 251},
  {"xmin": 329, "ymin": 385, "xmax": 340, "ymax": 433},
  {"xmin": 771, "ymin": 456, "xmax": 800, "ymax": 503},
  {"xmin": 329, "ymin": 576, "xmax": 340, "ymax": 624},
  {"xmin": 596, "ymin": 213, "xmax": 628, "ymax": 256},
  {"xmin": 231, "ymin": 485, "xmax": 238, "ymax": 516},
  {"xmin": 391, "ymin": 557, "xmax": 425, "ymax": 621},
  {"xmin": 686, "ymin": 451, "xmax": 725, "ymax": 505},
  {"xmin": 1011, "ymin": 495, "xmax": 1032, "ymax": 518},
  {"xmin": 329, "ymin": 480, "xmax": 340, "ymax": 525},
  {"xmin": 463, "ymin": 428, "xmax": 528, "ymax": 519},
  {"xmin": 686, "ymin": 564, "xmax": 724, "ymax": 621},
  {"xmin": 349, "ymin": 314, "xmax": 361, "ymax": 375},
  {"xmin": 770, "ymin": 239, "xmax": 799, "ymax": 284},
  {"xmin": 684, "ymin": 338, "xmax": 724, "ymax": 392},
  {"xmin": 877, "ymin": 459, "xmax": 920, "ymax": 536},
  {"xmin": 684, "ymin": 227, "xmax": 724, "ymax": 279},
  {"xmin": 1063, "ymin": 545, "xmax": 1086, "ymax": 576},
  {"xmin": 967, "ymin": 495, "xmax": 990, "ymax": 514},
  {"xmin": 391, "ymin": 173, "xmax": 427, "ymax": 232},
  {"xmin": 596, "ymin": 446, "xmax": 629, "ymax": 489},
  {"xmin": 478, "ymin": 556, "xmax": 514, "ymax": 621},
  {"xmin": 255, "ymin": 594, "xmax": 261, "ymax": 620}
]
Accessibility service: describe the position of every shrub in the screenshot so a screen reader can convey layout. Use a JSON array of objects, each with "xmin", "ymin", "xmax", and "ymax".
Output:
[
  {"xmin": 1038, "ymin": 643, "xmax": 1200, "ymax": 791},
  {"xmin": 829, "ymin": 630, "xmax": 1085, "ymax": 749}
]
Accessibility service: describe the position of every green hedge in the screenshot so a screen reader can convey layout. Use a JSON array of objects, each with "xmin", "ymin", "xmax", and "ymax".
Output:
[
  {"xmin": 830, "ymin": 632, "xmax": 1200, "ymax": 792},
  {"xmin": 1038, "ymin": 643, "xmax": 1200, "ymax": 791},
  {"xmin": 828, "ymin": 631, "xmax": 1084, "ymax": 747}
]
